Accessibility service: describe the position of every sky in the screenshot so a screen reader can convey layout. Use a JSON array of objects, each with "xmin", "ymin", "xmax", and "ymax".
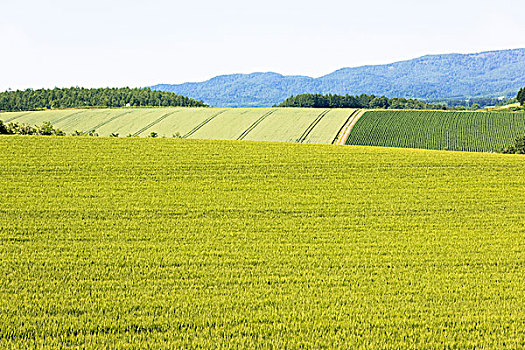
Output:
[{"xmin": 1, "ymin": 0, "xmax": 524, "ymax": 91}]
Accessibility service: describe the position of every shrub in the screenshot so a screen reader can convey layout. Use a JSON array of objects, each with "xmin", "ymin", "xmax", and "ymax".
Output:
[
  {"xmin": 36, "ymin": 121, "xmax": 65, "ymax": 136},
  {"xmin": 7, "ymin": 122, "xmax": 37, "ymax": 135},
  {"xmin": 0, "ymin": 120, "xmax": 10, "ymax": 134},
  {"xmin": 502, "ymin": 135, "xmax": 525, "ymax": 154}
]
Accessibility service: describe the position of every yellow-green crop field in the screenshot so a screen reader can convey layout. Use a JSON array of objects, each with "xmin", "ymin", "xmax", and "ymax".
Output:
[{"xmin": 1, "ymin": 136, "xmax": 524, "ymax": 348}]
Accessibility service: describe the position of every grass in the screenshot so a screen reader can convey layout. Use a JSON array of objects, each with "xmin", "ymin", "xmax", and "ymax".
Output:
[
  {"xmin": 347, "ymin": 110, "xmax": 525, "ymax": 152},
  {"xmin": 1, "ymin": 136, "xmax": 524, "ymax": 348}
]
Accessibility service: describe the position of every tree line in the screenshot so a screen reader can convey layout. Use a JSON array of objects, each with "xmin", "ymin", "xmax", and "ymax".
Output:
[
  {"xmin": 430, "ymin": 97, "xmax": 516, "ymax": 109},
  {"xmin": 276, "ymin": 94, "xmax": 452, "ymax": 110},
  {"xmin": 0, "ymin": 87, "xmax": 207, "ymax": 112}
]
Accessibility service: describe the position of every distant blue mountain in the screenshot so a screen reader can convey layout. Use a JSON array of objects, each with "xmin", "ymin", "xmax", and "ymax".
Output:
[{"xmin": 151, "ymin": 49, "xmax": 525, "ymax": 107}]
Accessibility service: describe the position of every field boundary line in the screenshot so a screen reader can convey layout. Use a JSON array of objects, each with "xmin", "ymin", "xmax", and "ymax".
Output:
[
  {"xmin": 183, "ymin": 110, "xmax": 227, "ymax": 138},
  {"xmin": 132, "ymin": 110, "xmax": 181, "ymax": 136},
  {"xmin": 82, "ymin": 110, "xmax": 135, "ymax": 135},
  {"xmin": 334, "ymin": 109, "xmax": 366, "ymax": 145},
  {"xmin": 236, "ymin": 109, "xmax": 276, "ymax": 140},
  {"xmin": 332, "ymin": 109, "xmax": 358, "ymax": 144},
  {"xmin": 296, "ymin": 109, "xmax": 330, "ymax": 143}
]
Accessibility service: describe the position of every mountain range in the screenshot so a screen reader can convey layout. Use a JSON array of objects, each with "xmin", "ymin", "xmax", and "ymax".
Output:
[{"xmin": 151, "ymin": 48, "xmax": 525, "ymax": 107}]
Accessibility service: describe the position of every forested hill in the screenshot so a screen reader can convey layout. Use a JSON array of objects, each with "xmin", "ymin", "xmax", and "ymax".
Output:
[
  {"xmin": 151, "ymin": 48, "xmax": 525, "ymax": 107},
  {"xmin": 0, "ymin": 87, "xmax": 207, "ymax": 112}
]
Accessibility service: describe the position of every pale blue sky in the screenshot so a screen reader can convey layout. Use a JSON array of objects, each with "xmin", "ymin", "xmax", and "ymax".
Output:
[{"xmin": 1, "ymin": 0, "xmax": 524, "ymax": 91}]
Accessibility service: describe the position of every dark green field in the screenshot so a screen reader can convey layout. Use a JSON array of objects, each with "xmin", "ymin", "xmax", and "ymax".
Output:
[
  {"xmin": 1, "ymin": 136, "xmax": 524, "ymax": 348},
  {"xmin": 347, "ymin": 110, "xmax": 525, "ymax": 152}
]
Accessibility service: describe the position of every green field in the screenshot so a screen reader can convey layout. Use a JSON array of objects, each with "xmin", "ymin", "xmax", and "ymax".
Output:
[
  {"xmin": 347, "ymin": 110, "xmax": 525, "ymax": 152},
  {"xmin": 1, "ymin": 136, "xmax": 524, "ymax": 348},
  {"xmin": 0, "ymin": 108, "xmax": 352, "ymax": 144}
]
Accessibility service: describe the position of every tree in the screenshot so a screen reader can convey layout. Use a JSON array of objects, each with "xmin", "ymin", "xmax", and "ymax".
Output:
[
  {"xmin": 370, "ymin": 96, "xmax": 390, "ymax": 109},
  {"xmin": 517, "ymin": 88, "xmax": 525, "ymax": 106}
]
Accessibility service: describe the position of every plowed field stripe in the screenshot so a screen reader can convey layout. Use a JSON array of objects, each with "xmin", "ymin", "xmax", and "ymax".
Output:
[
  {"xmin": 3, "ymin": 112, "xmax": 33, "ymax": 123},
  {"xmin": 183, "ymin": 110, "xmax": 227, "ymax": 138},
  {"xmin": 236, "ymin": 110, "xmax": 276, "ymax": 140},
  {"xmin": 296, "ymin": 109, "xmax": 330, "ymax": 143},
  {"xmin": 50, "ymin": 110, "xmax": 88, "ymax": 125},
  {"xmin": 82, "ymin": 110, "xmax": 135, "ymax": 135},
  {"xmin": 132, "ymin": 110, "xmax": 181, "ymax": 136}
]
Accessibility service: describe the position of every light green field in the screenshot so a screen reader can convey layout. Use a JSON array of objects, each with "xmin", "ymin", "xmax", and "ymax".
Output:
[
  {"xmin": 93, "ymin": 109, "xmax": 177, "ymax": 137},
  {"xmin": 0, "ymin": 108, "xmax": 347, "ymax": 144},
  {"xmin": 3, "ymin": 110, "xmax": 76, "ymax": 125},
  {"xmin": 56, "ymin": 109, "xmax": 135, "ymax": 134},
  {"xmin": 241, "ymin": 108, "xmax": 329, "ymax": 142},
  {"xmin": 302, "ymin": 108, "xmax": 356, "ymax": 143},
  {"xmin": 1, "ymin": 136, "xmax": 524, "ymax": 348},
  {"xmin": 138, "ymin": 108, "xmax": 226, "ymax": 137},
  {"xmin": 190, "ymin": 108, "xmax": 273, "ymax": 140}
]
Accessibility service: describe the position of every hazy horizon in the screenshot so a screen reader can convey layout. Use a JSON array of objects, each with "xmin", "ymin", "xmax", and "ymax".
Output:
[{"xmin": 1, "ymin": 0, "xmax": 524, "ymax": 91}]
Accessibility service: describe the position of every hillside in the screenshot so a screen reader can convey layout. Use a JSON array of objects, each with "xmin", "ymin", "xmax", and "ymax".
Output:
[
  {"xmin": 151, "ymin": 49, "xmax": 525, "ymax": 107},
  {"xmin": 3, "ymin": 107, "xmax": 525, "ymax": 152},
  {"xmin": 0, "ymin": 108, "xmax": 354, "ymax": 144}
]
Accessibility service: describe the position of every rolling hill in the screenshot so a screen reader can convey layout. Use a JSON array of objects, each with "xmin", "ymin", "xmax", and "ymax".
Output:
[
  {"xmin": 0, "ymin": 108, "xmax": 354, "ymax": 144},
  {"xmin": 151, "ymin": 48, "xmax": 525, "ymax": 107},
  {"xmin": 2, "ymin": 107, "xmax": 525, "ymax": 152}
]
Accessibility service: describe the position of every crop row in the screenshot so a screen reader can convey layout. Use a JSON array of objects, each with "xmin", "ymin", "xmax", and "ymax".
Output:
[{"xmin": 347, "ymin": 110, "xmax": 525, "ymax": 152}]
